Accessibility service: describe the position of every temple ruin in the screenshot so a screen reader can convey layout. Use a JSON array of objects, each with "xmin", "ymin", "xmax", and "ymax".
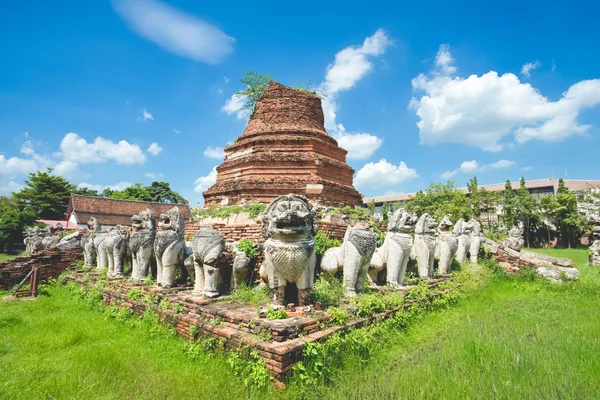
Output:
[{"xmin": 203, "ymin": 82, "xmax": 362, "ymax": 207}]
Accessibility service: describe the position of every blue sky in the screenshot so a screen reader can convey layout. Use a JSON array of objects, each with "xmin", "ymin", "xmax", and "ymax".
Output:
[{"xmin": 1, "ymin": 0, "xmax": 599, "ymax": 206}]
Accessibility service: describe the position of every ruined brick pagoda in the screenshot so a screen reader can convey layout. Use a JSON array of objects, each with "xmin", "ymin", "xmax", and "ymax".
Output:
[{"xmin": 203, "ymin": 82, "xmax": 362, "ymax": 207}]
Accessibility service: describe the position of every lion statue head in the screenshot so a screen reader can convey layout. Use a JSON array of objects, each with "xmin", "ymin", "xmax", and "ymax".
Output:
[
  {"xmin": 415, "ymin": 213, "xmax": 438, "ymax": 235},
  {"xmin": 262, "ymin": 194, "xmax": 315, "ymax": 239},
  {"xmin": 157, "ymin": 207, "xmax": 184, "ymax": 237},
  {"xmin": 132, "ymin": 209, "xmax": 156, "ymax": 233},
  {"xmin": 87, "ymin": 217, "xmax": 101, "ymax": 232},
  {"xmin": 438, "ymin": 216, "xmax": 453, "ymax": 232},
  {"xmin": 468, "ymin": 219, "xmax": 481, "ymax": 235},
  {"xmin": 452, "ymin": 219, "xmax": 472, "ymax": 236},
  {"xmin": 387, "ymin": 208, "xmax": 418, "ymax": 233}
]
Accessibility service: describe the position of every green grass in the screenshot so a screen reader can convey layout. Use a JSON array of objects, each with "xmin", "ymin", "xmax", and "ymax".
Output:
[
  {"xmin": 0, "ymin": 252, "xmax": 25, "ymax": 263},
  {"xmin": 282, "ymin": 248, "xmax": 600, "ymax": 399},
  {"xmin": 2, "ymin": 249, "xmax": 599, "ymax": 399},
  {"xmin": 0, "ymin": 284, "xmax": 259, "ymax": 400}
]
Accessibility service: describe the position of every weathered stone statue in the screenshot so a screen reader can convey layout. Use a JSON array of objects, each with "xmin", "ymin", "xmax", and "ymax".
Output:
[
  {"xmin": 100, "ymin": 226, "xmax": 129, "ymax": 277},
  {"xmin": 412, "ymin": 213, "xmax": 438, "ymax": 279},
  {"xmin": 29, "ymin": 227, "xmax": 45, "ymax": 253},
  {"xmin": 435, "ymin": 216, "xmax": 458, "ymax": 274},
  {"xmin": 261, "ymin": 194, "xmax": 316, "ymax": 306},
  {"xmin": 154, "ymin": 207, "xmax": 187, "ymax": 288},
  {"xmin": 23, "ymin": 228, "xmax": 34, "ymax": 254},
  {"xmin": 231, "ymin": 248, "xmax": 251, "ymax": 291},
  {"xmin": 500, "ymin": 224, "xmax": 525, "ymax": 252},
  {"xmin": 589, "ymin": 226, "xmax": 600, "ymax": 266},
  {"xmin": 369, "ymin": 208, "xmax": 418, "ymax": 288},
  {"xmin": 321, "ymin": 223, "xmax": 378, "ymax": 297},
  {"xmin": 453, "ymin": 219, "xmax": 472, "ymax": 263},
  {"xmin": 41, "ymin": 226, "xmax": 61, "ymax": 249},
  {"xmin": 190, "ymin": 225, "xmax": 225, "ymax": 297},
  {"xmin": 468, "ymin": 219, "xmax": 483, "ymax": 263},
  {"xmin": 81, "ymin": 218, "xmax": 98, "ymax": 268},
  {"xmin": 129, "ymin": 209, "xmax": 156, "ymax": 282}
]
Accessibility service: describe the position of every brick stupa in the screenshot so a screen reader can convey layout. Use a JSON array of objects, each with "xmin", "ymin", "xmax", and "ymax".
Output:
[{"xmin": 203, "ymin": 82, "xmax": 362, "ymax": 207}]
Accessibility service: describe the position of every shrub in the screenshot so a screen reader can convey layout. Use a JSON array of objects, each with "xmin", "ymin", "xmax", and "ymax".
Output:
[
  {"xmin": 326, "ymin": 307, "xmax": 349, "ymax": 325},
  {"xmin": 266, "ymin": 306, "xmax": 288, "ymax": 320},
  {"xmin": 314, "ymin": 231, "xmax": 341, "ymax": 256},
  {"xmin": 237, "ymin": 239, "xmax": 257, "ymax": 259},
  {"xmin": 189, "ymin": 324, "xmax": 198, "ymax": 339},
  {"xmin": 173, "ymin": 303, "xmax": 185, "ymax": 314},
  {"xmin": 158, "ymin": 298, "xmax": 171, "ymax": 310},
  {"xmin": 309, "ymin": 278, "xmax": 344, "ymax": 308},
  {"xmin": 127, "ymin": 289, "xmax": 142, "ymax": 300},
  {"xmin": 521, "ymin": 267, "xmax": 538, "ymax": 282},
  {"xmin": 229, "ymin": 284, "xmax": 270, "ymax": 306}
]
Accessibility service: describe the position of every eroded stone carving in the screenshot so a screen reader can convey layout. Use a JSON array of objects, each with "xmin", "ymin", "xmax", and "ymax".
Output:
[
  {"xmin": 412, "ymin": 213, "xmax": 438, "ymax": 279},
  {"xmin": 23, "ymin": 228, "xmax": 34, "ymax": 254},
  {"xmin": 81, "ymin": 218, "xmax": 99, "ymax": 268},
  {"xmin": 154, "ymin": 207, "xmax": 187, "ymax": 288},
  {"xmin": 500, "ymin": 224, "xmax": 525, "ymax": 252},
  {"xmin": 468, "ymin": 219, "xmax": 483, "ymax": 263},
  {"xmin": 435, "ymin": 216, "xmax": 458, "ymax": 274},
  {"xmin": 41, "ymin": 226, "xmax": 61, "ymax": 249},
  {"xmin": 369, "ymin": 209, "xmax": 418, "ymax": 288},
  {"xmin": 100, "ymin": 225, "xmax": 129, "ymax": 278},
  {"xmin": 589, "ymin": 226, "xmax": 600, "ymax": 266},
  {"xmin": 191, "ymin": 225, "xmax": 225, "ymax": 297},
  {"xmin": 261, "ymin": 194, "xmax": 316, "ymax": 305},
  {"xmin": 321, "ymin": 224, "xmax": 378, "ymax": 297},
  {"xmin": 454, "ymin": 219, "xmax": 472, "ymax": 263},
  {"xmin": 130, "ymin": 209, "xmax": 156, "ymax": 282},
  {"xmin": 231, "ymin": 248, "xmax": 251, "ymax": 291}
]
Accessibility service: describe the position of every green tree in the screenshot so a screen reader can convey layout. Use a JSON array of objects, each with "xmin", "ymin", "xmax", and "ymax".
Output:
[
  {"xmin": 146, "ymin": 181, "xmax": 188, "ymax": 204},
  {"xmin": 467, "ymin": 176, "xmax": 481, "ymax": 218},
  {"xmin": 405, "ymin": 181, "xmax": 471, "ymax": 222},
  {"xmin": 515, "ymin": 177, "xmax": 539, "ymax": 248},
  {"xmin": 235, "ymin": 71, "xmax": 273, "ymax": 112},
  {"xmin": 74, "ymin": 186, "xmax": 100, "ymax": 197},
  {"xmin": 479, "ymin": 188, "xmax": 501, "ymax": 227},
  {"xmin": 381, "ymin": 203, "xmax": 389, "ymax": 224},
  {"xmin": 12, "ymin": 169, "xmax": 75, "ymax": 220},
  {"xmin": 367, "ymin": 200, "xmax": 375, "ymax": 216},
  {"xmin": 501, "ymin": 179, "xmax": 518, "ymax": 228},
  {"xmin": 554, "ymin": 179, "xmax": 584, "ymax": 248}
]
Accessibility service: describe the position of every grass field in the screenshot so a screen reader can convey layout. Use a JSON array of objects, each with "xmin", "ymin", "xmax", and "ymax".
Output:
[
  {"xmin": 0, "ymin": 252, "xmax": 25, "ymax": 263},
  {"xmin": 1, "ymin": 248, "xmax": 599, "ymax": 399}
]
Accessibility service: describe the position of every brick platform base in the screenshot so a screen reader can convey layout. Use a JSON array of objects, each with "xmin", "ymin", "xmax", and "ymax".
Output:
[{"xmin": 67, "ymin": 272, "xmax": 455, "ymax": 381}]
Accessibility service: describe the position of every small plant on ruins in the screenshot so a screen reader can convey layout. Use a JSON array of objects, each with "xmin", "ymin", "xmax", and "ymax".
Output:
[
  {"xmin": 98, "ymin": 268, "xmax": 108, "ymax": 279},
  {"xmin": 143, "ymin": 274, "xmax": 154, "ymax": 285},
  {"xmin": 310, "ymin": 278, "xmax": 344, "ymax": 308},
  {"xmin": 326, "ymin": 306, "xmax": 350, "ymax": 326},
  {"xmin": 352, "ymin": 293, "xmax": 387, "ymax": 318},
  {"xmin": 127, "ymin": 289, "xmax": 143, "ymax": 301},
  {"xmin": 293, "ymin": 80, "xmax": 327, "ymax": 99},
  {"xmin": 314, "ymin": 231, "xmax": 341, "ymax": 256},
  {"xmin": 229, "ymin": 283, "xmax": 270, "ymax": 306},
  {"xmin": 521, "ymin": 267, "xmax": 538, "ymax": 282},
  {"xmin": 234, "ymin": 71, "xmax": 273, "ymax": 112},
  {"xmin": 189, "ymin": 324, "xmax": 199, "ymax": 339},
  {"xmin": 173, "ymin": 303, "xmax": 185, "ymax": 314},
  {"xmin": 226, "ymin": 350, "xmax": 273, "ymax": 392},
  {"xmin": 266, "ymin": 306, "xmax": 288, "ymax": 320},
  {"xmin": 405, "ymin": 281, "xmax": 434, "ymax": 301},
  {"xmin": 142, "ymin": 294, "xmax": 157, "ymax": 304},
  {"xmin": 158, "ymin": 298, "xmax": 171, "ymax": 310},
  {"xmin": 74, "ymin": 259, "xmax": 85, "ymax": 268},
  {"xmin": 237, "ymin": 239, "xmax": 257, "ymax": 259}
]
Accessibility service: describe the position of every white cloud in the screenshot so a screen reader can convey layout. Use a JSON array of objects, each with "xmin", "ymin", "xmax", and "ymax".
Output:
[
  {"xmin": 321, "ymin": 29, "xmax": 391, "ymax": 130},
  {"xmin": 147, "ymin": 142, "xmax": 162, "ymax": 155},
  {"xmin": 203, "ymin": 146, "xmax": 225, "ymax": 159},
  {"xmin": 144, "ymin": 172, "xmax": 163, "ymax": 179},
  {"xmin": 223, "ymin": 76, "xmax": 230, "ymax": 84},
  {"xmin": 0, "ymin": 180, "xmax": 22, "ymax": 195},
  {"xmin": 410, "ymin": 45, "xmax": 600, "ymax": 151},
  {"xmin": 435, "ymin": 44, "xmax": 457, "ymax": 76},
  {"xmin": 60, "ymin": 133, "xmax": 147, "ymax": 165},
  {"xmin": 222, "ymin": 94, "xmax": 248, "ymax": 119},
  {"xmin": 354, "ymin": 159, "xmax": 418, "ymax": 191},
  {"xmin": 522, "ymin": 166, "xmax": 534, "ymax": 171},
  {"xmin": 0, "ymin": 155, "xmax": 40, "ymax": 179},
  {"xmin": 441, "ymin": 159, "xmax": 516, "ymax": 179},
  {"xmin": 142, "ymin": 108, "xmax": 154, "ymax": 121},
  {"xmin": 79, "ymin": 181, "xmax": 133, "ymax": 192},
  {"xmin": 53, "ymin": 160, "xmax": 80, "ymax": 178},
  {"xmin": 194, "ymin": 167, "xmax": 217, "ymax": 192},
  {"xmin": 112, "ymin": 0, "xmax": 235, "ymax": 64},
  {"xmin": 172, "ymin": 128, "xmax": 180, "ymax": 134},
  {"xmin": 521, "ymin": 60, "xmax": 542, "ymax": 77},
  {"xmin": 332, "ymin": 125, "xmax": 382, "ymax": 160}
]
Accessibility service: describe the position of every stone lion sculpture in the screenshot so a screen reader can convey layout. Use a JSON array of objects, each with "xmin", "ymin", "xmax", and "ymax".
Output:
[
  {"xmin": 129, "ymin": 209, "xmax": 156, "ymax": 282},
  {"xmin": 412, "ymin": 213, "xmax": 438, "ymax": 279},
  {"xmin": 435, "ymin": 216, "xmax": 458, "ymax": 274},
  {"xmin": 99, "ymin": 225, "xmax": 129, "ymax": 278},
  {"xmin": 41, "ymin": 225, "xmax": 62, "ymax": 249},
  {"xmin": 190, "ymin": 225, "xmax": 225, "ymax": 297},
  {"xmin": 321, "ymin": 223, "xmax": 378, "ymax": 297},
  {"xmin": 81, "ymin": 218, "xmax": 99, "ymax": 268},
  {"xmin": 261, "ymin": 194, "xmax": 316, "ymax": 306},
  {"xmin": 23, "ymin": 228, "xmax": 34, "ymax": 254},
  {"xmin": 453, "ymin": 219, "xmax": 472, "ymax": 263},
  {"xmin": 154, "ymin": 207, "xmax": 187, "ymax": 288},
  {"xmin": 369, "ymin": 208, "xmax": 418, "ymax": 288},
  {"xmin": 29, "ymin": 227, "xmax": 45, "ymax": 253},
  {"xmin": 467, "ymin": 219, "xmax": 483, "ymax": 263}
]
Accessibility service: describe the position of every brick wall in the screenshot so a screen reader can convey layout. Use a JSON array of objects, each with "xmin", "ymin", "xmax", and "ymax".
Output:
[{"xmin": 0, "ymin": 247, "xmax": 82, "ymax": 290}]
